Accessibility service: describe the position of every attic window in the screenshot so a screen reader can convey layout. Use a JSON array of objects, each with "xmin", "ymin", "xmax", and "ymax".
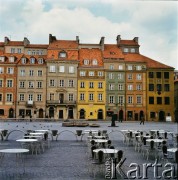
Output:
[
  {"xmin": 30, "ymin": 58, "xmax": 35, "ymax": 64},
  {"xmin": 9, "ymin": 56, "xmax": 15, "ymax": 62},
  {"xmin": 38, "ymin": 58, "xmax": 43, "ymax": 64},
  {"xmin": 59, "ymin": 51, "xmax": 66, "ymax": 58},
  {"xmin": 84, "ymin": 59, "xmax": 89, "ymax": 65},
  {"xmin": 92, "ymin": 59, "xmax": 98, "ymax": 65},
  {"xmin": 0, "ymin": 56, "xmax": 5, "ymax": 62},
  {"xmin": 123, "ymin": 48, "xmax": 129, "ymax": 53},
  {"xmin": 21, "ymin": 58, "xmax": 26, "ymax": 64},
  {"xmin": 131, "ymin": 48, "xmax": 135, "ymax": 53}
]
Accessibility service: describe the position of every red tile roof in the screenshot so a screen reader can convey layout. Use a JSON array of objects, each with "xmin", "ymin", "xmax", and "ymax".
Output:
[
  {"xmin": 120, "ymin": 40, "xmax": 139, "ymax": 46},
  {"xmin": 103, "ymin": 44, "xmax": 124, "ymax": 59},
  {"xmin": 48, "ymin": 40, "xmax": 78, "ymax": 49},
  {"xmin": 79, "ymin": 48, "xmax": 103, "ymax": 66},
  {"xmin": 0, "ymin": 42, "xmax": 4, "ymax": 47},
  {"xmin": 124, "ymin": 53, "xmax": 174, "ymax": 69},
  {"xmin": 26, "ymin": 44, "xmax": 48, "ymax": 48},
  {"xmin": 5, "ymin": 41, "xmax": 24, "ymax": 46}
]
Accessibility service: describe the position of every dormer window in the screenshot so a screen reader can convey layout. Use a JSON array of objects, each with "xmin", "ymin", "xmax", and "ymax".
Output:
[
  {"xmin": 131, "ymin": 48, "xmax": 135, "ymax": 53},
  {"xmin": 21, "ymin": 58, "xmax": 26, "ymax": 64},
  {"xmin": 84, "ymin": 59, "xmax": 89, "ymax": 65},
  {"xmin": 0, "ymin": 56, "xmax": 5, "ymax": 62},
  {"xmin": 38, "ymin": 58, "xmax": 43, "ymax": 64},
  {"xmin": 59, "ymin": 51, "xmax": 67, "ymax": 58},
  {"xmin": 30, "ymin": 58, "xmax": 35, "ymax": 64},
  {"xmin": 9, "ymin": 56, "xmax": 15, "ymax": 63},
  {"xmin": 123, "ymin": 48, "xmax": 129, "ymax": 53},
  {"xmin": 127, "ymin": 65, "xmax": 133, "ymax": 70},
  {"xmin": 92, "ymin": 59, "xmax": 98, "ymax": 65}
]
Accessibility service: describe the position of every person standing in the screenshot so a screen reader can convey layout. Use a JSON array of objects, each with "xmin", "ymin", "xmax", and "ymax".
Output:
[{"xmin": 140, "ymin": 116, "xmax": 145, "ymax": 125}]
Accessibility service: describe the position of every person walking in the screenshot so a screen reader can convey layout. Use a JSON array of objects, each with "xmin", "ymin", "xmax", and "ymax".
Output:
[{"xmin": 140, "ymin": 116, "xmax": 145, "ymax": 125}]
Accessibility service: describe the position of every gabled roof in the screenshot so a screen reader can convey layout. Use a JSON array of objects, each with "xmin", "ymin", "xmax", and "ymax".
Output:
[
  {"xmin": 48, "ymin": 40, "xmax": 78, "ymax": 49},
  {"xmin": 26, "ymin": 44, "xmax": 48, "ymax": 48},
  {"xmin": 5, "ymin": 41, "xmax": 24, "ymax": 46},
  {"xmin": 120, "ymin": 40, "xmax": 139, "ymax": 46}
]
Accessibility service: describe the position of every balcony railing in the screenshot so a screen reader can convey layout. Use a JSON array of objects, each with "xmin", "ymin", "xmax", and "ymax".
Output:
[
  {"xmin": 26, "ymin": 101, "xmax": 34, "ymax": 107},
  {"xmin": 46, "ymin": 100, "xmax": 76, "ymax": 105}
]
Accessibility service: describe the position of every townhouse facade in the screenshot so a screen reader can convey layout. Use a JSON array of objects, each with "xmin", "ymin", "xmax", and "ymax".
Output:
[{"xmin": 0, "ymin": 34, "xmax": 175, "ymax": 121}]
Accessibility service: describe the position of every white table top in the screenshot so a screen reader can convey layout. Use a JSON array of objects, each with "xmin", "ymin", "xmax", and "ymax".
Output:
[
  {"xmin": 91, "ymin": 139, "xmax": 108, "ymax": 143},
  {"xmin": 121, "ymin": 130, "xmax": 134, "ymax": 132},
  {"xmin": 34, "ymin": 130, "xmax": 49, "ymax": 132},
  {"xmin": 167, "ymin": 148, "xmax": 178, "ymax": 153},
  {"xmin": 23, "ymin": 136, "xmax": 42, "ymax": 138},
  {"xmin": 88, "ymin": 136, "xmax": 106, "ymax": 139},
  {"xmin": 136, "ymin": 135, "xmax": 151, "ymax": 138},
  {"xmin": 93, "ymin": 148, "xmax": 118, "ymax": 154},
  {"xmin": 84, "ymin": 130, "xmax": 99, "ymax": 133},
  {"xmin": 30, "ymin": 132, "xmax": 44, "ymax": 135},
  {"xmin": 0, "ymin": 148, "xmax": 29, "ymax": 153},
  {"xmin": 146, "ymin": 139, "xmax": 166, "ymax": 143},
  {"xmin": 16, "ymin": 139, "xmax": 38, "ymax": 142}
]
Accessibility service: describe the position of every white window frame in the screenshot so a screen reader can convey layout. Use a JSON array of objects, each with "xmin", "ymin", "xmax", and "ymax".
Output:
[
  {"xmin": 21, "ymin": 58, "xmax": 26, "ymax": 64},
  {"xmin": 9, "ymin": 57, "xmax": 15, "ymax": 62},
  {"xmin": 128, "ymin": 65, "xmax": 133, "ymax": 70},
  {"xmin": 80, "ymin": 82, "xmax": 85, "ymax": 88},
  {"xmin": 80, "ymin": 93, "xmax": 85, "ymax": 101},
  {"xmin": 80, "ymin": 71, "xmax": 86, "ymax": 76},
  {"xmin": 128, "ymin": 84, "xmax": 133, "ymax": 90},
  {"xmin": 19, "ymin": 94, "xmax": 24, "ymax": 101},
  {"xmin": 98, "ymin": 82, "xmax": 103, "ymax": 88},
  {"xmin": 98, "ymin": 71, "xmax": 103, "ymax": 76},
  {"xmin": 0, "ymin": 67, "xmax": 4, "ymax": 74},
  {"xmin": 7, "ymin": 67, "xmax": 14, "ymax": 74},
  {"xmin": 28, "ymin": 81, "xmax": 34, "ymax": 88},
  {"xmin": 118, "ymin": 84, "xmax": 124, "ymax": 91},
  {"xmin": 59, "ymin": 79, "xmax": 64, "ymax": 87},
  {"xmin": 89, "ymin": 71, "xmax": 94, "ymax": 76},
  {"xmin": 0, "ymin": 79, "xmax": 3, "ymax": 87},
  {"xmin": 68, "ymin": 94, "xmax": 74, "ymax": 101},
  {"xmin": 7, "ymin": 80, "xmax": 13, "ymax": 87},
  {"xmin": 118, "ymin": 65, "xmax": 123, "ymax": 70},
  {"xmin": 109, "ymin": 95, "xmax": 114, "ymax": 103},
  {"xmin": 37, "ymin": 70, "xmax": 42, "ymax": 76},
  {"xmin": 128, "ymin": 74, "xmax": 133, "ymax": 80},
  {"xmin": 98, "ymin": 93, "xmax": 103, "ymax": 101},
  {"xmin": 84, "ymin": 59, "xmax": 89, "ymax": 65},
  {"xmin": 20, "ymin": 69, "xmax": 25, "ymax": 76},
  {"xmin": 49, "ymin": 65, "xmax": 56, "ymax": 72},
  {"xmin": 69, "ymin": 66, "xmax": 74, "ymax": 73},
  {"xmin": 109, "ymin": 84, "xmax": 114, "ymax": 90},
  {"xmin": 128, "ymin": 96, "xmax": 133, "ymax": 104},
  {"xmin": 30, "ymin": 58, "xmax": 35, "ymax": 64},
  {"xmin": 68, "ymin": 80, "xmax": 74, "ymax": 87},
  {"xmin": 50, "ymin": 79, "xmax": 55, "ymax": 86},
  {"xmin": 19, "ymin": 81, "xmax": 25, "ymax": 88},
  {"xmin": 37, "ymin": 81, "xmax": 42, "ymax": 88},
  {"xmin": 59, "ymin": 66, "xmax": 65, "ymax": 73},
  {"xmin": 109, "ymin": 73, "xmax": 114, "ymax": 79},
  {"xmin": 137, "ymin": 96, "xmax": 142, "ymax": 104},
  {"xmin": 7, "ymin": 94, "xmax": 13, "ymax": 102},
  {"xmin": 89, "ymin": 82, "xmax": 94, "ymax": 88},
  {"xmin": 29, "ymin": 70, "xmax": 34, "ymax": 76},
  {"xmin": 37, "ymin": 94, "xmax": 42, "ymax": 101},
  {"xmin": 89, "ymin": 93, "xmax": 94, "ymax": 101},
  {"xmin": 92, "ymin": 59, "xmax": 98, "ymax": 65},
  {"xmin": 136, "ymin": 74, "xmax": 142, "ymax": 80}
]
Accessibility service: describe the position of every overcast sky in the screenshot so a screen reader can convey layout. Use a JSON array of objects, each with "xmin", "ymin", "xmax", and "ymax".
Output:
[{"xmin": 0, "ymin": 0, "xmax": 177, "ymax": 69}]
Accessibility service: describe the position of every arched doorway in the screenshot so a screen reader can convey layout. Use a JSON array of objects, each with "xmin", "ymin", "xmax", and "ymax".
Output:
[
  {"xmin": 119, "ymin": 110, "xmax": 124, "ymax": 121},
  {"xmin": 159, "ymin": 111, "xmax": 165, "ymax": 121},
  {"xmin": 39, "ymin": 108, "xmax": 43, "ymax": 118},
  {"xmin": 79, "ymin": 109, "xmax": 85, "ymax": 119},
  {"xmin": 97, "ymin": 109, "xmax": 103, "ymax": 120},
  {"xmin": 9, "ymin": 108, "xmax": 14, "ymax": 118},
  {"xmin": 49, "ymin": 107, "xmax": 54, "ymax": 118},
  {"xmin": 140, "ymin": 110, "xmax": 144, "ymax": 120},
  {"xmin": 68, "ymin": 107, "xmax": 74, "ymax": 119}
]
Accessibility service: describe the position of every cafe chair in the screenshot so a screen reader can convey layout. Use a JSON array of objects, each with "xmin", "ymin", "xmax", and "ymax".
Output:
[
  {"xmin": 75, "ymin": 130, "xmax": 84, "ymax": 141},
  {"xmin": 51, "ymin": 130, "xmax": 59, "ymax": 141},
  {"xmin": 1, "ymin": 130, "xmax": 8, "ymax": 141},
  {"xmin": 145, "ymin": 140, "xmax": 157, "ymax": 160}
]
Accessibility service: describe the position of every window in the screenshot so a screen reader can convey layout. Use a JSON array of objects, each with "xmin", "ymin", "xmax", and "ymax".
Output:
[
  {"xmin": 109, "ymin": 73, "xmax": 114, "ymax": 79},
  {"xmin": 80, "ymin": 93, "xmax": 85, "ymax": 101},
  {"xmin": 109, "ymin": 64, "xmax": 114, "ymax": 70},
  {"xmin": 136, "ymin": 74, "xmax": 142, "ymax": 80},
  {"xmin": 39, "ymin": 50, "xmax": 43, "ymax": 55},
  {"xmin": 136, "ymin": 66, "xmax": 142, "ymax": 70},
  {"xmin": 37, "ymin": 81, "xmax": 42, "ymax": 88},
  {"xmin": 36, "ymin": 50, "xmax": 39, "ymax": 55},
  {"xmin": 109, "ymin": 96, "xmax": 114, "ymax": 103},
  {"xmin": 156, "ymin": 72, "xmax": 161, "ymax": 78},
  {"xmin": 149, "ymin": 84, "xmax": 154, "ymax": 91},
  {"xmin": 136, "ymin": 84, "xmax": 142, "ymax": 90},
  {"xmin": 98, "ymin": 82, "xmax": 103, "ymax": 88},
  {"xmin": 80, "ymin": 82, "xmax": 85, "ymax": 88},
  {"xmin": 164, "ymin": 84, "xmax": 170, "ymax": 91},
  {"xmin": 19, "ymin": 81, "xmax": 25, "ymax": 88},
  {"xmin": 19, "ymin": 94, "xmax": 24, "ymax": 101},
  {"xmin": 59, "ymin": 52, "xmax": 66, "ymax": 58},
  {"xmin": 157, "ymin": 84, "xmax": 162, "ymax": 91},
  {"xmin": 149, "ymin": 97, "xmax": 154, "ymax": 104},
  {"xmin": 11, "ymin": 48, "xmax": 15, "ymax": 53},
  {"xmin": 128, "ymin": 96, "xmax": 133, "ymax": 104},
  {"xmin": 59, "ymin": 66, "xmax": 65, "ymax": 73},
  {"xmin": 92, "ymin": 59, "xmax": 98, "ymax": 65},
  {"xmin": 49, "ymin": 93, "xmax": 54, "ymax": 101},
  {"xmin": 137, "ymin": 96, "xmax": 142, "ymax": 104},
  {"xmin": 118, "ymin": 65, "xmax": 123, "ymax": 70},
  {"xmin": 32, "ymin": 50, "xmax": 35, "ymax": 55},
  {"xmin": 29, "ymin": 70, "xmax": 34, "ymax": 76},
  {"xmin": 0, "ymin": 94, "xmax": 2, "ymax": 101},
  {"xmin": 165, "ymin": 97, "xmax": 170, "ymax": 105},
  {"xmin": 7, "ymin": 67, "xmax": 14, "ymax": 74},
  {"xmin": 68, "ymin": 80, "xmax": 74, "ymax": 87},
  {"xmin": 80, "ymin": 71, "xmax": 86, "ymax": 76},
  {"xmin": 89, "ymin": 93, "xmax": 94, "ymax": 101},
  {"xmin": 128, "ymin": 84, "xmax": 133, "ymax": 90},
  {"xmin": 89, "ymin": 71, "xmax": 94, "ymax": 76},
  {"xmin": 124, "ymin": 48, "xmax": 129, "ymax": 53},
  {"xmin": 0, "ymin": 67, "xmax": 4, "ymax": 74},
  {"xmin": 89, "ymin": 82, "xmax": 94, "ymax": 88},
  {"xmin": 157, "ymin": 97, "xmax": 162, "ymax": 104},
  {"xmin": 118, "ymin": 84, "xmax": 123, "ymax": 91},
  {"xmin": 21, "ymin": 58, "xmax": 26, "ymax": 64},
  {"xmin": 84, "ymin": 59, "xmax": 89, "ymax": 65},
  {"xmin": 27, "ymin": 50, "xmax": 31, "ymax": 55},
  {"xmin": 98, "ymin": 71, "xmax": 103, "ymax": 76},
  {"xmin": 28, "ymin": 81, "xmax": 34, "ymax": 88},
  {"xmin": 0, "ymin": 56, "xmax": 5, "ymax": 62},
  {"xmin": 37, "ymin": 70, "xmax": 42, "ymax": 76},
  {"xmin": 49, "ymin": 65, "xmax": 56, "ymax": 72},
  {"xmin": 69, "ymin": 66, "xmax": 74, "ymax": 73},
  {"xmin": 150, "ymin": 112, "xmax": 155, "ymax": 119},
  {"xmin": 38, "ymin": 58, "xmax": 43, "ymax": 64},
  {"xmin": 7, "ymin": 80, "xmax": 13, "ymax": 87},
  {"xmin": 128, "ymin": 74, "xmax": 132, "ymax": 80},
  {"xmin": 28, "ymin": 94, "xmax": 33, "ymax": 101},
  {"xmin": 118, "ymin": 96, "xmax": 124, "ymax": 104},
  {"xmin": 9, "ymin": 57, "xmax": 15, "ymax": 62},
  {"xmin": 30, "ymin": 58, "xmax": 35, "ymax": 64},
  {"xmin": 164, "ymin": 72, "xmax": 169, "ymax": 79},
  {"xmin": 68, "ymin": 94, "xmax": 74, "ymax": 101},
  {"xmin": 127, "ymin": 65, "xmax": 133, "ymax": 70},
  {"xmin": 95, "ymin": 93, "xmax": 102, "ymax": 101},
  {"xmin": 131, "ymin": 48, "xmax": 135, "ymax": 53},
  {"xmin": 17, "ymin": 48, "xmax": 21, "ymax": 53},
  {"xmin": 20, "ymin": 69, "xmax": 25, "ymax": 76},
  {"xmin": 7, "ymin": 94, "xmax": 12, "ymax": 102},
  {"xmin": 149, "ymin": 72, "xmax": 154, "ymax": 78},
  {"xmin": 37, "ymin": 94, "xmax": 42, "ymax": 101},
  {"xmin": 118, "ymin": 73, "xmax": 123, "ymax": 80},
  {"xmin": 50, "ymin": 79, "xmax": 55, "ymax": 86},
  {"xmin": 59, "ymin": 80, "xmax": 64, "ymax": 87},
  {"xmin": 0, "ymin": 80, "xmax": 3, "ymax": 87},
  {"xmin": 109, "ymin": 84, "xmax": 114, "ymax": 90}
]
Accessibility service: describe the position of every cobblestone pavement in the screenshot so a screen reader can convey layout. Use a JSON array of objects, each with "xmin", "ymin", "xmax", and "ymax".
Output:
[{"xmin": 0, "ymin": 121, "xmax": 177, "ymax": 180}]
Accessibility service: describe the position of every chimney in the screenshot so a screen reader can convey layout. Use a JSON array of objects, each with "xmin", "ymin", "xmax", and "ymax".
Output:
[
  {"xmin": 133, "ymin": 37, "xmax": 139, "ymax": 43},
  {"xmin": 76, "ymin": 36, "xmax": 79, "ymax": 43},
  {"xmin": 4, "ymin": 36, "xmax": 10, "ymax": 45},
  {"xmin": 116, "ymin": 35, "xmax": 121, "ymax": 45},
  {"xmin": 100, "ymin": 36, "xmax": 105, "ymax": 51},
  {"xmin": 23, "ymin": 37, "xmax": 30, "ymax": 46},
  {"xmin": 49, "ymin": 34, "xmax": 57, "ymax": 44}
]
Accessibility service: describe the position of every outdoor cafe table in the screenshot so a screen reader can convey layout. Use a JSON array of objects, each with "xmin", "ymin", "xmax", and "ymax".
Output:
[
  {"xmin": 93, "ymin": 148, "xmax": 119, "ymax": 159},
  {"xmin": 30, "ymin": 132, "xmax": 44, "ymax": 136},
  {"xmin": 146, "ymin": 139, "xmax": 166, "ymax": 143},
  {"xmin": 91, "ymin": 139, "xmax": 108, "ymax": 143},
  {"xmin": 87, "ymin": 135, "xmax": 106, "ymax": 139},
  {"xmin": 34, "ymin": 130, "xmax": 49, "ymax": 132},
  {"xmin": 16, "ymin": 139, "xmax": 38, "ymax": 142}
]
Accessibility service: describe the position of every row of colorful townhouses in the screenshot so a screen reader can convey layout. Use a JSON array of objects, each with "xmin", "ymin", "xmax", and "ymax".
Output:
[{"xmin": 0, "ymin": 34, "xmax": 175, "ymax": 121}]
